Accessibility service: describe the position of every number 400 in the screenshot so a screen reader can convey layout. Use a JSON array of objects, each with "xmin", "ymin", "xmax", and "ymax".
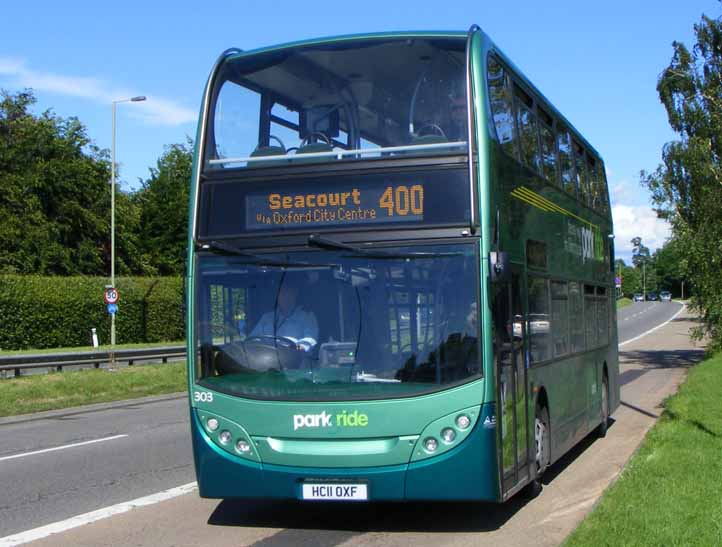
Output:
[{"xmin": 379, "ymin": 185, "xmax": 424, "ymax": 217}]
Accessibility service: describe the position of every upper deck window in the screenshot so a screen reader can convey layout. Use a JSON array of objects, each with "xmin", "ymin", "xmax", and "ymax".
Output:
[{"xmin": 205, "ymin": 38, "xmax": 468, "ymax": 171}]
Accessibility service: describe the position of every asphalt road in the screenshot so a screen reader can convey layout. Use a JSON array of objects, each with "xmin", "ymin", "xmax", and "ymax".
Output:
[
  {"xmin": 0, "ymin": 301, "xmax": 689, "ymax": 544},
  {"xmin": 617, "ymin": 300, "xmax": 682, "ymax": 344},
  {"xmin": 0, "ymin": 397, "xmax": 194, "ymax": 539}
]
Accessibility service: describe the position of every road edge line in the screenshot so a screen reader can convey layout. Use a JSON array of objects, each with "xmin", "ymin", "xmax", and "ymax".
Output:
[
  {"xmin": 0, "ymin": 434, "xmax": 128, "ymax": 463},
  {"xmin": 619, "ymin": 303, "xmax": 686, "ymax": 348},
  {"xmin": 0, "ymin": 482, "xmax": 198, "ymax": 546}
]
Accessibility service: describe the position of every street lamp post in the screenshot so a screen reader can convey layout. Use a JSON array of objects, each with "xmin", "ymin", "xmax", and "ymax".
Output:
[{"xmin": 111, "ymin": 96, "xmax": 146, "ymax": 354}]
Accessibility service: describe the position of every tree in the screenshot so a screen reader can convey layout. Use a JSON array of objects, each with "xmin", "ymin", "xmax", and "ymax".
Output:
[
  {"xmin": 642, "ymin": 10, "xmax": 722, "ymax": 349},
  {"xmin": 630, "ymin": 236, "xmax": 655, "ymax": 293},
  {"xmin": 135, "ymin": 140, "xmax": 193, "ymax": 275},
  {"xmin": 615, "ymin": 258, "xmax": 646, "ymax": 298},
  {"xmin": 630, "ymin": 237, "xmax": 651, "ymax": 268},
  {"xmin": 652, "ymin": 237, "xmax": 687, "ymax": 296},
  {"xmin": 0, "ymin": 89, "xmax": 140, "ymax": 276}
]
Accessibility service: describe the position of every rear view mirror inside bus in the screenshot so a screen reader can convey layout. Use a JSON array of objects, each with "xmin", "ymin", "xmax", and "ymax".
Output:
[{"xmin": 489, "ymin": 251, "xmax": 510, "ymax": 283}]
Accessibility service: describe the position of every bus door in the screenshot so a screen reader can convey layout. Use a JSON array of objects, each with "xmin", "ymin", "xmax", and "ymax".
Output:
[{"xmin": 492, "ymin": 266, "xmax": 530, "ymax": 495}]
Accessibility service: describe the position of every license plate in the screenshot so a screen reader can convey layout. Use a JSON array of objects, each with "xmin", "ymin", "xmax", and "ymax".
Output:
[{"xmin": 301, "ymin": 483, "xmax": 368, "ymax": 501}]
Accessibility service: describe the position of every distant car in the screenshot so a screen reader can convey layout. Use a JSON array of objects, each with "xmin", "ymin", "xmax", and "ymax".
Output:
[
  {"xmin": 646, "ymin": 292, "xmax": 658, "ymax": 301},
  {"xmin": 633, "ymin": 293, "xmax": 644, "ymax": 302},
  {"xmin": 660, "ymin": 291, "xmax": 672, "ymax": 302}
]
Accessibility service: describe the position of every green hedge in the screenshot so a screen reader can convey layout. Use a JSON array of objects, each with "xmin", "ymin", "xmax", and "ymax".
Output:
[{"xmin": 0, "ymin": 276, "xmax": 184, "ymax": 350}]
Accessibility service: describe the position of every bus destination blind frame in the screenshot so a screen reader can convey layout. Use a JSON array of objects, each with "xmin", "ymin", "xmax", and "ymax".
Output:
[{"xmin": 199, "ymin": 168, "xmax": 471, "ymax": 237}]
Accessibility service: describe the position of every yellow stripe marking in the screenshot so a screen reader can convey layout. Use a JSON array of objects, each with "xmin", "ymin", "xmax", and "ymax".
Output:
[{"xmin": 512, "ymin": 186, "xmax": 599, "ymax": 231}]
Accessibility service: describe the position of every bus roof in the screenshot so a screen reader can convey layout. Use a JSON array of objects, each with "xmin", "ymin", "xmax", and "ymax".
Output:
[{"xmin": 226, "ymin": 31, "xmax": 467, "ymax": 61}]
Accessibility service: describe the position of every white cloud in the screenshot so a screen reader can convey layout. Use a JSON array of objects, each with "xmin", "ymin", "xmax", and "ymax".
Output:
[
  {"xmin": 613, "ymin": 204, "xmax": 671, "ymax": 260},
  {"xmin": 0, "ymin": 56, "xmax": 195, "ymax": 126}
]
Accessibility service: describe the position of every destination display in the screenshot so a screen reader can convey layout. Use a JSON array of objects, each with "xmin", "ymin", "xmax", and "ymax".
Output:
[
  {"xmin": 246, "ymin": 183, "xmax": 424, "ymax": 230},
  {"xmin": 197, "ymin": 168, "xmax": 471, "ymax": 237}
]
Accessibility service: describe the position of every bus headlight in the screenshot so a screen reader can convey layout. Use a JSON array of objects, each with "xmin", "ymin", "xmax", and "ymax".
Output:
[
  {"xmin": 235, "ymin": 440, "xmax": 251, "ymax": 453},
  {"xmin": 411, "ymin": 406, "xmax": 480, "ymax": 463},
  {"xmin": 456, "ymin": 414, "xmax": 471, "ymax": 430},
  {"xmin": 424, "ymin": 437, "xmax": 438, "ymax": 452},
  {"xmin": 441, "ymin": 428, "xmax": 456, "ymax": 443},
  {"xmin": 219, "ymin": 430, "xmax": 232, "ymax": 445}
]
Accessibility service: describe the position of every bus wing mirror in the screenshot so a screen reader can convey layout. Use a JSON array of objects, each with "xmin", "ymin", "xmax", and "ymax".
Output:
[{"xmin": 489, "ymin": 251, "xmax": 510, "ymax": 283}]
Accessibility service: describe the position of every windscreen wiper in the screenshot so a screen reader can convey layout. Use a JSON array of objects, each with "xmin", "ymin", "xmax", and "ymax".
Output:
[
  {"xmin": 307, "ymin": 234, "xmax": 462, "ymax": 259},
  {"xmin": 198, "ymin": 240, "xmax": 330, "ymax": 269}
]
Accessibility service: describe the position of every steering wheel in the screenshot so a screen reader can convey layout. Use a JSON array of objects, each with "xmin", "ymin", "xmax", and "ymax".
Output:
[
  {"xmin": 415, "ymin": 123, "xmax": 447, "ymax": 139},
  {"xmin": 245, "ymin": 335, "xmax": 297, "ymax": 349},
  {"xmin": 241, "ymin": 335, "xmax": 304, "ymax": 371},
  {"xmin": 300, "ymin": 132, "xmax": 331, "ymax": 147}
]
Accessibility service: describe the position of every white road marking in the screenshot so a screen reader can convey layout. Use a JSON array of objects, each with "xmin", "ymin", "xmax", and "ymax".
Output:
[
  {"xmin": 0, "ymin": 482, "xmax": 198, "ymax": 546},
  {"xmin": 0, "ymin": 434, "xmax": 128, "ymax": 463},
  {"xmin": 619, "ymin": 303, "xmax": 686, "ymax": 347}
]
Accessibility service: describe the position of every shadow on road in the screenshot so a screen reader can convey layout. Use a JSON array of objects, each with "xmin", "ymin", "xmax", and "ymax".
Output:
[
  {"xmin": 541, "ymin": 417, "xmax": 616, "ymax": 486},
  {"xmin": 620, "ymin": 348, "xmax": 704, "ymax": 369},
  {"xmin": 207, "ymin": 493, "xmax": 528, "ymax": 536}
]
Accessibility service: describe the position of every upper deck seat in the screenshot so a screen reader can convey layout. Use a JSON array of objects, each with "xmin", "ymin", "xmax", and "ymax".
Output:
[
  {"xmin": 410, "ymin": 134, "xmax": 448, "ymax": 146},
  {"xmin": 248, "ymin": 145, "xmax": 286, "ymax": 167},
  {"xmin": 292, "ymin": 142, "xmax": 335, "ymax": 164}
]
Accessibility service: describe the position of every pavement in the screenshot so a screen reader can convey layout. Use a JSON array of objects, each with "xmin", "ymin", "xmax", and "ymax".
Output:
[{"xmin": 5, "ymin": 303, "xmax": 702, "ymax": 547}]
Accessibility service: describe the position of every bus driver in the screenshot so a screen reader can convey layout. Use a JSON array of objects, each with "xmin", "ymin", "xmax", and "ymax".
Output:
[{"xmin": 249, "ymin": 279, "xmax": 319, "ymax": 352}]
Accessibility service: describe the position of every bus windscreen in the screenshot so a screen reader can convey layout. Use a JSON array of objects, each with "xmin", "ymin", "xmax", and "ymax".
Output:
[{"xmin": 204, "ymin": 37, "xmax": 468, "ymax": 169}]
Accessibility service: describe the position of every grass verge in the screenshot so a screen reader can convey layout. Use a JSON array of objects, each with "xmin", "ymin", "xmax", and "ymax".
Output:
[
  {"xmin": 564, "ymin": 352, "xmax": 722, "ymax": 546},
  {"xmin": 0, "ymin": 362, "xmax": 187, "ymax": 418},
  {"xmin": 616, "ymin": 297, "xmax": 632, "ymax": 309}
]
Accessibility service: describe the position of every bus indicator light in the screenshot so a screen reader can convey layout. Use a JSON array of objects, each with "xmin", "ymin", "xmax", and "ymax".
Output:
[{"xmin": 207, "ymin": 418, "xmax": 219, "ymax": 431}]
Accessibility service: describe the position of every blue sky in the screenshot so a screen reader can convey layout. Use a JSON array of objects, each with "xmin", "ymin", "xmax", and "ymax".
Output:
[{"xmin": 1, "ymin": 0, "xmax": 719, "ymax": 261}]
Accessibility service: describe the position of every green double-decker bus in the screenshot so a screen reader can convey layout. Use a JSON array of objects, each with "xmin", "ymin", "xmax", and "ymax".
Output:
[{"xmin": 187, "ymin": 26, "xmax": 619, "ymax": 502}]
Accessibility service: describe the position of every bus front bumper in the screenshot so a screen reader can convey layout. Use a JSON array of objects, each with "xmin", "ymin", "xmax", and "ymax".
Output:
[{"xmin": 191, "ymin": 403, "xmax": 499, "ymax": 502}]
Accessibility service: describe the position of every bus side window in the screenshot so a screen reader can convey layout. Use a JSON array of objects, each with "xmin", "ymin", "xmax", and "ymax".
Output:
[
  {"xmin": 569, "ymin": 281, "xmax": 585, "ymax": 352},
  {"xmin": 528, "ymin": 276, "xmax": 550, "ymax": 363},
  {"xmin": 538, "ymin": 108, "xmax": 558, "ymax": 186},
  {"xmin": 597, "ymin": 287, "xmax": 609, "ymax": 346},
  {"xmin": 584, "ymin": 284, "xmax": 598, "ymax": 349},
  {"xmin": 514, "ymin": 84, "xmax": 540, "ymax": 174},
  {"xmin": 587, "ymin": 155, "xmax": 601, "ymax": 211},
  {"xmin": 574, "ymin": 141, "xmax": 590, "ymax": 207},
  {"xmin": 551, "ymin": 281, "xmax": 569, "ymax": 357},
  {"xmin": 487, "ymin": 55, "xmax": 517, "ymax": 158},
  {"xmin": 598, "ymin": 161, "xmax": 610, "ymax": 214},
  {"xmin": 558, "ymin": 130, "xmax": 575, "ymax": 195}
]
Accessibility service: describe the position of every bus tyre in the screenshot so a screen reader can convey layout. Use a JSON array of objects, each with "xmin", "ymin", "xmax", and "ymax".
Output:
[
  {"xmin": 597, "ymin": 375, "xmax": 609, "ymax": 438},
  {"xmin": 526, "ymin": 405, "xmax": 550, "ymax": 498}
]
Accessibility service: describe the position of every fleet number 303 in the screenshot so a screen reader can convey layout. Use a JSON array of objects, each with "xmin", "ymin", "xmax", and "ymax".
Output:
[{"xmin": 194, "ymin": 391, "xmax": 214, "ymax": 402}]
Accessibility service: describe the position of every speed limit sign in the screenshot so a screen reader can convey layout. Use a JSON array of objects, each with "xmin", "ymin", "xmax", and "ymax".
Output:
[{"xmin": 104, "ymin": 287, "xmax": 119, "ymax": 305}]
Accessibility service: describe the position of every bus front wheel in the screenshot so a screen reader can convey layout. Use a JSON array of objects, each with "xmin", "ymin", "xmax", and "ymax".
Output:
[{"xmin": 526, "ymin": 405, "xmax": 550, "ymax": 498}]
